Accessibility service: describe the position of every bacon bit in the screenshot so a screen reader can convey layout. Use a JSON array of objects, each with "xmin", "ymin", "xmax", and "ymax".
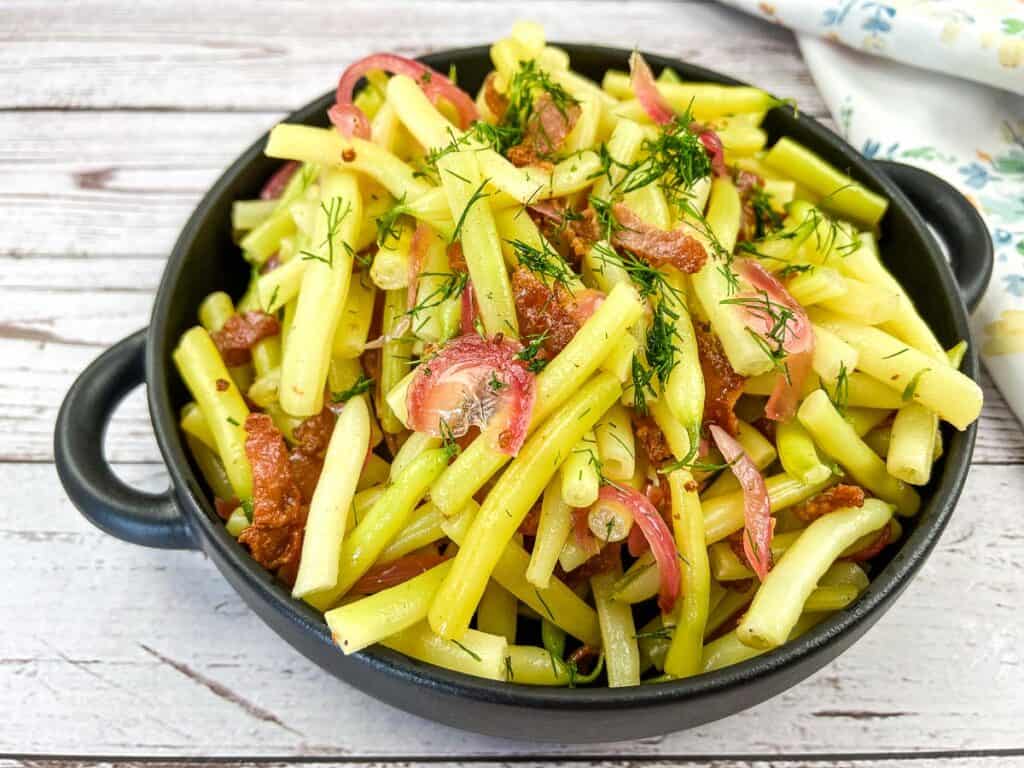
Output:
[
  {"xmin": 405, "ymin": 334, "xmax": 536, "ymax": 456},
  {"xmin": 483, "ymin": 71, "xmax": 509, "ymax": 120},
  {"xmin": 331, "ymin": 53, "xmax": 478, "ymax": 140},
  {"xmin": 793, "ymin": 484, "xmax": 866, "ymax": 523},
  {"xmin": 843, "ymin": 523, "xmax": 891, "ymax": 562},
  {"xmin": 518, "ymin": 501, "xmax": 542, "ymax": 537},
  {"xmin": 598, "ymin": 485, "xmax": 680, "ymax": 613},
  {"xmin": 211, "ymin": 311, "xmax": 281, "ymax": 367},
  {"xmin": 238, "ymin": 414, "xmax": 307, "ymax": 586},
  {"xmin": 214, "ymin": 496, "xmax": 238, "ymax": 520},
  {"xmin": 752, "ymin": 416, "xmax": 777, "ymax": 443},
  {"xmin": 286, "ymin": 407, "xmax": 338, "ymax": 504},
  {"xmin": 350, "ymin": 550, "xmax": 450, "ymax": 594},
  {"xmin": 567, "ymin": 644, "xmax": 601, "ymax": 674},
  {"xmin": 511, "ymin": 268, "xmax": 599, "ymax": 359},
  {"xmin": 447, "ymin": 241, "xmax": 467, "ymax": 272},
  {"xmin": 633, "ymin": 413, "xmax": 674, "ymax": 467},
  {"xmin": 260, "ymin": 161, "xmax": 300, "ymax": 200},
  {"xmin": 733, "ymin": 259, "xmax": 814, "ymax": 422},
  {"xmin": 506, "ymin": 93, "xmax": 581, "ymax": 167},
  {"xmin": 611, "ymin": 203, "xmax": 708, "ymax": 274},
  {"xmin": 560, "ymin": 541, "xmax": 623, "ymax": 588},
  {"xmin": 629, "ymin": 51, "xmax": 674, "ymax": 125},
  {"xmin": 709, "ymin": 425, "xmax": 773, "ymax": 582},
  {"xmin": 572, "ymin": 507, "xmax": 602, "ymax": 556},
  {"xmin": 215, "ymin": 378, "xmax": 230, "ymax": 392},
  {"xmin": 526, "ymin": 199, "xmax": 599, "ymax": 265},
  {"xmin": 695, "ymin": 322, "xmax": 746, "ymax": 436},
  {"xmin": 341, "ymin": 147, "xmax": 357, "ymax": 162}
]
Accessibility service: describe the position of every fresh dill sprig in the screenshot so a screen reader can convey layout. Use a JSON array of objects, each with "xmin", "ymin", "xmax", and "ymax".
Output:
[
  {"xmin": 299, "ymin": 196, "xmax": 353, "ymax": 268},
  {"xmin": 332, "ymin": 374, "xmax": 374, "ymax": 404},
  {"xmin": 438, "ymin": 417, "xmax": 462, "ymax": 460},
  {"xmin": 633, "ymin": 625, "xmax": 673, "ymax": 642},
  {"xmin": 534, "ymin": 587, "xmax": 556, "ymax": 621},
  {"xmin": 721, "ymin": 290, "xmax": 797, "ymax": 377},
  {"xmin": 450, "ymin": 177, "xmax": 493, "ymax": 244},
  {"xmin": 826, "ymin": 361, "xmax": 850, "ymax": 415},
  {"xmin": 375, "ymin": 193, "xmax": 412, "ymax": 247},
  {"xmin": 406, "ymin": 270, "xmax": 468, "ymax": 320},
  {"xmin": 506, "ymin": 237, "xmax": 576, "ymax": 292},
  {"xmin": 516, "ymin": 331, "xmax": 550, "ymax": 373}
]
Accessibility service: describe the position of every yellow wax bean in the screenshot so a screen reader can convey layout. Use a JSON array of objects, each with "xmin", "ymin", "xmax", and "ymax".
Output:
[
  {"xmin": 737, "ymin": 499, "xmax": 893, "ymax": 649},
  {"xmin": 560, "ymin": 431, "xmax": 600, "ymax": 509},
  {"xmin": 592, "ymin": 567, "xmax": 640, "ymax": 688},
  {"xmin": 379, "ymin": 289, "xmax": 413, "ymax": 434},
  {"xmin": 763, "ymin": 137, "xmax": 888, "ymax": 227},
  {"xmin": 185, "ymin": 434, "xmax": 235, "ymax": 503},
  {"xmin": 332, "ymin": 272, "xmax": 376, "ymax": 358},
  {"xmin": 820, "ymin": 275, "xmax": 900, "ymax": 325},
  {"xmin": 798, "ymin": 389, "xmax": 920, "ymax": 514},
  {"xmin": 382, "ymin": 623, "xmax": 507, "ymax": 681},
  {"xmin": 173, "ymin": 327, "xmax": 252, "ymax": 500},
  {"xmin": 429, "ymin": 374, "xmax": 621, "ymax": 640},
  {"xmin": 326, "ymin": 561, "xmax": 453, "ymax": 654},
  {"xmin": 279, "ymin": 171, "xmax": 361, "ymax": 417},
  {"xmin": 527, "ymin": 478, "xmax": 574, "ymax": 589},
  {"xmin": 476, "ymin": 581, "xmax": 518, "ymax": 644},
  {"xmin": 292, "ymin": 395, "xmax": 371, "ymax": 598},
  {"xmin": 702, "ymin": 613, "xmax": 825, "ymax": 673},
  {"xmin": 378, "ymin": 503, "xmax": 445, "ymax": 563},
  {"xmin": 594, "ymin": 404, "xmax": 635, "ymax": 482},
  {"xmin": 887, "ymin": 403, "xmax": 938, "ymax": 486},
  {"xmin": 306, "ymin": 448, "xmax": 449, "ymax": 611},
  {"xmin": 810, "ymin": 310, "xmax": 982, "ymax": 431},
  {"xmin": 664, "ymin": 470, "xmax": 710, "ymax": 679},
  {"xmin": 441, "ymin": 504, "xmax": 601, "ymax": 646},
  {"xmin": 785, "ymin": 266, "xmax": 847, "ymax": 306},
  {"xmin": 776, "ymin": 418, "xmax": 833, "ymax": 486},
  {"xmin": 180, "ymin": 402, "xmax": 216, "ymax": 452},
  {"xmin": 611, "ymin": 551, "xmax": 659, "ymax": 604},
  {"xmin": 437, "ymin": 150, "xmax": 518, "ymax": 338}
]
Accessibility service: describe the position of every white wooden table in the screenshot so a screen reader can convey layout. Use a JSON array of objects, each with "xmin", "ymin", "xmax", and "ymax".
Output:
[{"xmin": 4, "ymin": 1, "xmax": 1023, "ymax": 765}]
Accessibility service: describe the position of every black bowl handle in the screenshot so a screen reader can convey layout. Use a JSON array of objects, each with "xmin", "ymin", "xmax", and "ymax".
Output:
[
  {"xmin": 873, "ymin": 159, "xmax": 993, "ymax": 312},
  {"xmin": 55, "ymin": 329, "xmax": 196, "ymax": 550}
]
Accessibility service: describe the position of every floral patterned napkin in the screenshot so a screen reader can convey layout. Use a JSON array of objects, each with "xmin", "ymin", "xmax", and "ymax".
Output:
[{"xmin": 719, "ymin": 0, "xmax": 1024, "ymax": 424}]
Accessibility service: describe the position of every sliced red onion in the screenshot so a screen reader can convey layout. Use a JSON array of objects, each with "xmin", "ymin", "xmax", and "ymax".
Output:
[
  {"xmin": 709, "ymin": 424, "xmax": 774, "ymax": 581},
  {"xmin": 629, "ymin": 51, "xmax": 674, "ymax": 126}
]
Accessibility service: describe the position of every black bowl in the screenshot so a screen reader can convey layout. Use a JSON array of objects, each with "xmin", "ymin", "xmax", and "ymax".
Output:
[{"xmin": 55, "ymin": 45, "xmax": 991, "ymax": 742}]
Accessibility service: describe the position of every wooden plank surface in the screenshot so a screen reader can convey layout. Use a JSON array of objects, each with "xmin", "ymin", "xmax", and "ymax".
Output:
[
  {"xmin": 3, "ymin": 0, "xmax": 1022, "ymax": 762},
  {"xmin": 2, "ymin": 462, "xmax": 1022, "ymax": 757}
]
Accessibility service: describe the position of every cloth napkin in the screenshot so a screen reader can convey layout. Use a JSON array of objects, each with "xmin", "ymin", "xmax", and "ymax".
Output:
[{"xmin": 718, "ymin": 0, "xmax": 1024, "ymax": 424}]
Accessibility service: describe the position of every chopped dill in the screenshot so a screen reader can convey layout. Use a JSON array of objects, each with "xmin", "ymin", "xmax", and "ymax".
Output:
[
  {"xmin": 375, "ymin": 192, "xmax": 412, "ymax": 247},
  {"xmin": 633, "ymin": 625, "xmax": 673, "ymax": 642},
  {"xmin": 506, "ymin": 237, "xmax": 576, "ymax": 292},
  {"xmin": 450, "ymin": 177, "xmax": 493, "ymax": 244},
  {"xmin": 534, "ymin": 587, "xmax": 556, "ymax": 621},
  {"xmin": 332, "ymin": 374, "xmax": 374, "ymax": 404},
  {"xmin": 239, "ymin": 498, "xmax": 254, "ymax": 523},
  {"xmin": 516, "ymin": 331, "xmax": 550, "ymax": 373},
  {"xmin": 902, "ymin": 368, "xmax": 930, "ymax": 402},
  {"xmin": 883, "ymin": 348, "xmax": 910, "ymax": 359},
  {"xmin": 826, "ymin": 361, "xmax": 850, "ymax": 415},
  {"xmin": 451, "ymin": 639, "xmax": 482, "ymax": 662},
  {"xmin": 438, "ymin": 417, "xmax": 462, "ymax": 460},
  {"xmin": 225, "ymin": 416, "xmax": 240, "ymax": 427},
  {"xmin": 299, "ymin": 196, "xmax": 353, "ymax": 268}
]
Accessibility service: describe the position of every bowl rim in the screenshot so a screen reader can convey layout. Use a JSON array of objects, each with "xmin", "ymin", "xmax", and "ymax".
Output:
[{"xmin": 146, "ymin": 43, "xmax": 978, "ymax": 711}]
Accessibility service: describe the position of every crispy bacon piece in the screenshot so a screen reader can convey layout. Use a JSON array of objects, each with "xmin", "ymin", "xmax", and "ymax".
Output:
[
  {"xmin": 558, "ymin": 541, "xmax": 623, "ymax": 589},
  {"xmin": 288, "ymin": 407, "xmax": 337, "ymax": 503},
  {"xmin": 518, "ymin": 501, "xmax": 542, "ymax": 538},
  {"xmin": 214, "ymin": 497, "xmax": 238, "ymax": 521},
  {"xmin": 511, "ymin": 268, "xmax": 602, "ymax": 359},
  {"xmin": 483, "ymin": 72, "xmax": 509, "ymax": 120},
  {"xmin": 633, "ymin": 414, "xmax": 674, "ymax": 467},
  {"xmin": 506, "ymin": 93, "xmax": 582, "ymax": 168},
  {"xmin": 695, "ymin": 322, "xmax": 746, "ymax": 436},
  {"xmin": 793, "ymin": 484, "xmax": 866, "ymax": 523},
  {"xmin": 843, "ymin": 523, "xmax": 892, "ymax": 563},
  {"xmin": 350, "ymin": 550, "xmax": 450, "ymax": 594},
  {"xmin": 527, "ymin": 199, "xmax": 601, "ymax": 265},
  {"xmin": 611, "ymin": 203, "xmax": 707, "ymax": 274},
  {"xmin": 211, "ymin": 311, "xmax": 281, "ymax": 367},
  {"xmin": 238, "ymin": 414, "xmax": 307, "ymax": 586}
]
